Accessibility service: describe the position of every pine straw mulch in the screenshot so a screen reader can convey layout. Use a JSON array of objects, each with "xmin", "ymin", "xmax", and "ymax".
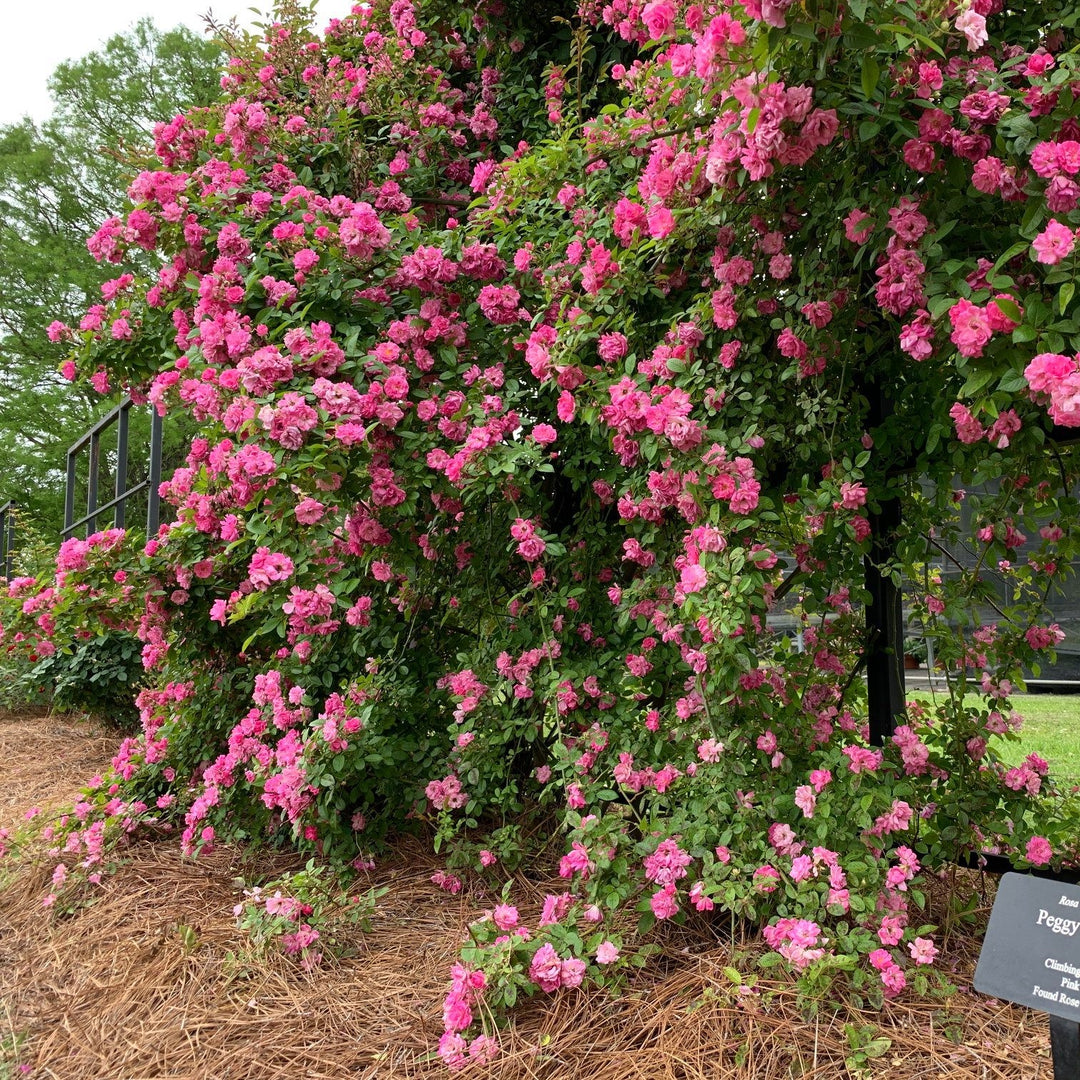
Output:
[{"xmin": 0, "ymin": 709, "xmax": 1059, "ymax": 1080}]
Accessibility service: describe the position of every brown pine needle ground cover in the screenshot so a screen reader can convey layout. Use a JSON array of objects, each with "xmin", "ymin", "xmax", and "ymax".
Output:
[{"xmin": 0, "ymin": 710, "xmax": 1057, "ymax": 1080}]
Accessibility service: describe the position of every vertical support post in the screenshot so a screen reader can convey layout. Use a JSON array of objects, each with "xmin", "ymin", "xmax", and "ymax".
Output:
[
  {"xmin": 865, "ymin": 497, "xmax": 906, "ymax": 746},
  {"xmin": 114, "ymin": 400, "xmax": 130, "ymax": 530},
  {"xmin": 146, "ymin": 408, "xmax": 163, "ymax": 538},
  {"xmin": 1050, "ymin": 1016, "xmax": 1080, "ymax": 1079},
  {"xmin": 64, "ymin": 450, "xmax": 77, "ymax": 536},
  {"xmin": 0, "ymin": 503, "xmax": 13, "ymax": 581},
  {"xmin": 87, "ymin": 431, "xmax": 101, "ymax": 537}
]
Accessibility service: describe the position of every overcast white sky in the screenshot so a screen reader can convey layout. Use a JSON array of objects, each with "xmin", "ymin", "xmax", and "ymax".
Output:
[{"xmin": 0, "ymin": 0, "xmax": 344, "ymax": 127}]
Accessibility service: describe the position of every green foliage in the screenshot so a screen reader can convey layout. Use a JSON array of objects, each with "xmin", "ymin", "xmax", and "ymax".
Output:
[
  {"xmin": 233, "ymin": 860, "xmax": 387, "ymax": 967},
  {"xmin": 26, "ymin": 633, "xmax": 143, "ymax": 728}
]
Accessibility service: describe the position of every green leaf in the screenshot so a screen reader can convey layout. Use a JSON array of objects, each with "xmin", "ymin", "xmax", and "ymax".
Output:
[
  {"xmin": 993, "ymin": 297, "xmax": 1022, "ymax": 324},
  {"xmin": 860, "ymin": 53, "xmax": 880, "ymax": 100},
  {"xmin": 960, "ymin": 368, "xmax": 996, "ymax": 397},
  {"xmin": 1060, "ymin": 281, "xmax": 1075, "ymax": 316},
  {"xmin": 989, "ymin": 240, "xmax": 1029, "ymax": 277},
  {"xmin": 863, "ymin": 1037, "xmax": 893, "ymax": 1059},
  {"xmin": 997, "ymin": 371, "xmax": 1028, "ymax": 394},
  {"xmin": 876, "ymin": 22, "xmax": 944, "ymax": 56}
]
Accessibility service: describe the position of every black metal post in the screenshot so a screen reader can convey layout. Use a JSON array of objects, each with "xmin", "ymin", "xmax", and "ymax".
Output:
[
  {"xmin": 0, "ymin": 502, "xmax": 14, "ymax": 581},
  {"xmin": 114, "ymin": 400, "xmax": 130, "ymax": 530},
  {"xmin": 1050, "ymin": 1016, "xmax": 1080, "ymax": 1078},
  {"xmin": 64, "ymin": 451, "xmax": 77, "ymax": 536},
  {"xmin": 865, "ymin": 496, "xmax": 906, "ymax": 746},
  {"xmin": 87, "ymin": 431, "xmax": 100, "ymax": 537}
]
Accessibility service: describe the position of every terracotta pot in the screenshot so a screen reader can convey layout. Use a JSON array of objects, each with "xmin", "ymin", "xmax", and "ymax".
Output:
[{"xmin": 904, "ymin": 654, "xmax": 921, "ymax": 670}]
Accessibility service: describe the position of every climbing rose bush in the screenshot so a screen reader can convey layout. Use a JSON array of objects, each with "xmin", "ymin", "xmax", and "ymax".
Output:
[{"xmin": 6, "ymin": 0, "xmax": 1080, "ymax": 1063}]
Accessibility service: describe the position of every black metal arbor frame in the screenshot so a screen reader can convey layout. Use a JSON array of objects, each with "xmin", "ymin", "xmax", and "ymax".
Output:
[{"xmin": 62, "ymin": 397, "xmax": 162, "ymax": 541}]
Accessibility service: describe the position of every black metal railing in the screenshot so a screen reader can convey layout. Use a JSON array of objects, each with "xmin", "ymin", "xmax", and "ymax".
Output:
[
  {"xmin": 62, "ymin": 397, "xmax": 163, "ymax": 540},
  {"xmin": 0, "ymin": 500, "xmax": 14, "ymax": 581}
]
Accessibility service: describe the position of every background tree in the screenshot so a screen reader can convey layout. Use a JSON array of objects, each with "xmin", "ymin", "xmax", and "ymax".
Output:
[{"xmin": 0, "ymin": 20, "xmax": 225, "ymax": 537}]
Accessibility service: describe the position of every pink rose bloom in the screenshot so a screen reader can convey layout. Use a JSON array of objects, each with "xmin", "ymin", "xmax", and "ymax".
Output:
[
  {"xmin": 869, "ymin": 947, "xmax": 894, "ymax": 972},
  {"xmin": 642, "ymin": 0, "xmax": 677, "ymax": 38},
  {"xmin": 955, "ymin": 8, "xmax": 987, "ymax": 50},
  {"xmin": 1025, "ymin": 351, "xmax": 1075, "ymax": 393},
  {"xmin": 1046, "ymin": 176, "xmax": 1080, "ymax": 214},
  {"xmin": 689, "ymin": 881, "xmax": 714, "ymax": 911},
  {"xmin": 494, "ymin": 902, "xmax": 518, "ymax": 928},
  {"xmin": 596, "ymin": 941, "xmax": 619, "ymax": 964},
  {"xmin": 1025, "ymin": 51, "xmax": 1055, "ymax": 77},
  {"xmin": 881, "ymin": 965, "xmax": 907, "ymax": 996},
  {"xmin": 647, "ymin": 204, "xmax": 675, "ymax": 239},
  {"xmin": 878, "ymin": 916, "xmax": 904, "ymax": 946},
  {"xmin": 844, "ymin": 208, "xmax": 874, "ymax": 244},
  {"xmin": 680, "ymin": 563, "xmax": 707, "ymax": 593},
  {"xmin": 650, "ymin": 884, "xmax": 680, "ymax": 919},
  {"xmin": 769, "ymin": 253, "xmax": 793, "ymax": 280},
  {"xmin": 438, "ymin": 1032, "xmax": 467, "ymax": 1068},
  {"xmin": 900, "ymin": 310, "xmax": 934, "ymax": 361},
  {"xmin": 598, "ymin": 332, "xmax": 629, "ymax": 362},
  {"xmin": 294, "ymin": 497, "xmax": 326, "ymax": 524},
  {"xmin": 908, "ymin": 937, "xmax": 938, "ymax": 965},
  {"xmin": 442, "ymin": 992, "xmax": 473, "ymax": 1033},
  {"xmin": 517, "ymin": 536, "xmax": 547, "ymax": 561},
  {"xmin": 794, "ymin": 784, "xmax": 816, "ymax": 818},
  {"xmin": 532, "ymin": 423, "xmax": 557, "ymax": 444},
  {"xmin": 697, "ymin": 738, "xmax": 723, "ymax": 763},
  {"xmin": 1026, "ymin": 835, "xmax": 1053, "ymax": 866},
  {"xmin": 902, "ymin": 139, "xmax": 937, "ymax": 174},
  {"xmin": 753, "ymin": 865, "xmax": 781, "ymax": 892},
  {"xmin": 971, "ymin": 156, "xmax": 1004, "ymax": 194},
  {"xmin": 560, "ymin": 957, "xmax": 586, "ymax": 987},
  {"xmin": 293, "ymin": 248, "xmax": 319, "ymax": 272},
  {"xmin": 510, "ymin": 517, "xmax": 535, "ymax": 541},
  {"xmin": 988, "ymin": 409, "xmax": 1021, "ymax": 448},
  {"xmin": 529, "ymin": 943, "xmax": 564, "ymax": 992},
  {"xmin": 838, "ymin": 482, "xmax": 867, "ymax": 509},
  {"xmin": 1032, "ymin": 219, "xmax": 1076, "ymax": 264},
  {"xmin": 948, "ymin": 298, "xmax": 992, "ymax": 358}
]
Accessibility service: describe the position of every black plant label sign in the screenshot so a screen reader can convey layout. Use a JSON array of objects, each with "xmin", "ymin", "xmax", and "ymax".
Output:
[{"xmin": 975, "ymin": 873, "xmax": 1080, "ymax": 1022}]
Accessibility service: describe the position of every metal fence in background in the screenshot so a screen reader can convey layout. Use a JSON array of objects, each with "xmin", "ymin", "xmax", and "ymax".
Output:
[
  {"xmin": 0, "ymin": 500, "xmax": 14, "ymax": 581},
  {"xmin": 62, "ymin": 397, "xmax": 163, "ymax": 541}
]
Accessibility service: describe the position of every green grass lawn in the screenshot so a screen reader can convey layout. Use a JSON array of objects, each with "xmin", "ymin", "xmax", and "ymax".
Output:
[
  {"xmin": 912, "ymin": 691, "xmax": 1080, "ymax": 786},
  {"xmin": 1003, "ymin": 695, "xmax": 1080, "ymax": 785}
]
